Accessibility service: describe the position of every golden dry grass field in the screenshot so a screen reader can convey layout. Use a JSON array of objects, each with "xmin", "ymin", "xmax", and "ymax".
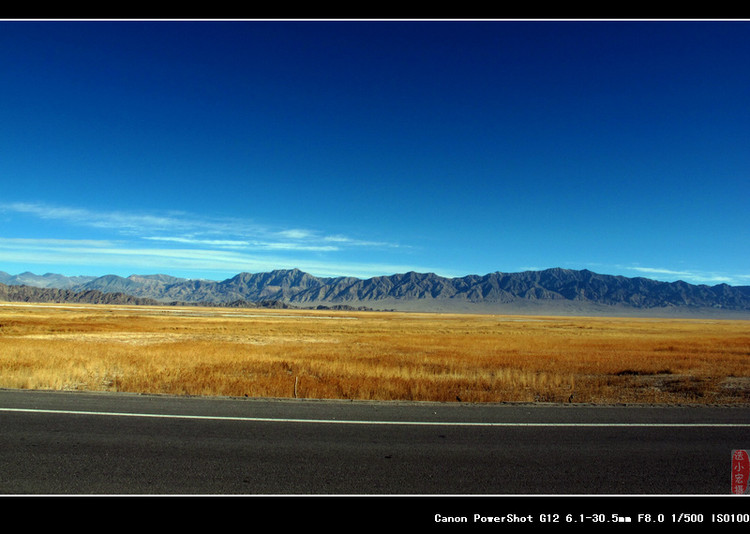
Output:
[{"xmin": 0, "ymin": 301, "xmax": 748, "ymax": 404}]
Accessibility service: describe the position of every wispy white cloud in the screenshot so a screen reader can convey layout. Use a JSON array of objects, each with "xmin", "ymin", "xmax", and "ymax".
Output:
[
  {"xmin": 0, "ymin": 237, "xmax": 433, "ymax": 279},
  {"xmin": 0, "ymin": 237, "xmax": 114, "ymax": 248},
  {"xmin": 142, "ymin": 236, "xmax": 339, "ymax": 252},
  {"xmin": 619, "ymin": 265, "xmax": 749, "ymax": 286},
  {"xmin": 2, "ymin": 202, "xmax": 196, "ymax": 234},
  {"xmin": 142, "ymin": 237, "xmax": 254, "ymax": 247},
  {"xmin": 0, "ymin": 201, "xmax": 403, "ymax": 252},
  {"xmin": 0, "ymin": 202, "xmax": 418, "ymax": 278},
  {"xmin": 323, "ymin": 234, "xmax": 403, "ymax": 248},
  {"xmin": 277, "ymin": 229, "xmax": 314, "ymax": 240}
]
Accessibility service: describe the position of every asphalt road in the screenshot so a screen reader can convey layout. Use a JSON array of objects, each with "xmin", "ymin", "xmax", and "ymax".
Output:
[{"xmin": 1, "ymin": 389, "xmax": 749, "ymax": 498}]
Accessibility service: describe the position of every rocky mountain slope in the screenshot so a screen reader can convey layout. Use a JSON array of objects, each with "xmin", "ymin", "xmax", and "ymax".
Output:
[
  {"xmin": 2, "ymin": 268, "xmax": 749, "ymax": 316},
  {"xmin": 0, "ymin": 282, "xmax": 160, "ymax": 306}
]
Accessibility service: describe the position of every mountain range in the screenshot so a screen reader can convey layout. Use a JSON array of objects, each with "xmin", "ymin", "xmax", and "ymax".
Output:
[{"xmin": 2, "ymin": 268, "xmax": 750, "ymax": 317}]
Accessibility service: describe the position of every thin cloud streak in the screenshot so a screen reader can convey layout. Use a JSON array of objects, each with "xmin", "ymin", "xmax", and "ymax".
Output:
[
  {"xmin": 142, "ymin": 236, "xmax": 340, "ymax": 252},
  {"xmin": 323, "ymin": 235, "xmax": 403, "ymax": 248},
  {"xmin": 620, "ymin": 265, "xmax": 749, "ymax": 286},
  {"xmin": 0, "ymin": 237, "xmax": 114, "ymax": 248},
  {"xmin": 0, "ymin": 237, "xmax": 437, "ymax": 279},
  {"xmin": 1, "ymin": 202, "xmax": 404, "ymax": 253},
  {"xmin": 0, "ymin": 202, "xmax": 418, "ymax": 278},
  {"xmin": 3, "ymin": 202, "xmax": 195, "ymax": 234}
]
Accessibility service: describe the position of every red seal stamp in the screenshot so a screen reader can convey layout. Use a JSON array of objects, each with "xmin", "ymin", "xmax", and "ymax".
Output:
[{"xmin": 732, "ymin": 450, "xmax": 749, "ymax": 494}]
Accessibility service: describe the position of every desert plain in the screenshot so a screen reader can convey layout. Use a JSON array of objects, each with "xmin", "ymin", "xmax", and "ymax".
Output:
[{"xmin": 0, "ymin": 301, "xmax": 748, "ymax": 405}]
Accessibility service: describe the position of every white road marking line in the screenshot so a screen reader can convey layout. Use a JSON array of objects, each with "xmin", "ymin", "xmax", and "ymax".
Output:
[{"xmin": 1, "ymin": 407, "xmax": 749, "ymax": 427}]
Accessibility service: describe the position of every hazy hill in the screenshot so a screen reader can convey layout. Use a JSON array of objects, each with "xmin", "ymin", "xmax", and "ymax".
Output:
[
  {"xmin": 4, "ymin": 268, "xmax": 750, "ymax": 317},
  {"xmin": 0, "ymin": 271, "xmax": 96, "ymax": 289}
]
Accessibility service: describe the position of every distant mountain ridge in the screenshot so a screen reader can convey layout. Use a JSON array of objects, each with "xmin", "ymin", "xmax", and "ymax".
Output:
[
  {"xmin": 0, "ymin": 271, "xmax": 97, "ymax": 289},
  {"xmin": 0, "ymin": 281, "xmax": 160, "ymax": 306},
  {"xmin": 2, "ymin": 268, "xmax": 749, "ymax": 316}
]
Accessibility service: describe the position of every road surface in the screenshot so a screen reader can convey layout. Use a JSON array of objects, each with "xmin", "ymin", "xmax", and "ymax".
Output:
[{"xmin": 1, "ymin": 389, "xmax": 748, "ymax": 497}]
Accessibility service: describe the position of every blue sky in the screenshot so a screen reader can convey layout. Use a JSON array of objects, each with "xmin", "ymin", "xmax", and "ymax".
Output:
[{"xmin": 0, "ymin": 20, "xmax": 748, "ymax": 285}]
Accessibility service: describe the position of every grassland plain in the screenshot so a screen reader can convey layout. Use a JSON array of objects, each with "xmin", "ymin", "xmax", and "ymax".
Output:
[{"xmin": 0, "ymin": 302, "xmax": 748, "ymax": 404}]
